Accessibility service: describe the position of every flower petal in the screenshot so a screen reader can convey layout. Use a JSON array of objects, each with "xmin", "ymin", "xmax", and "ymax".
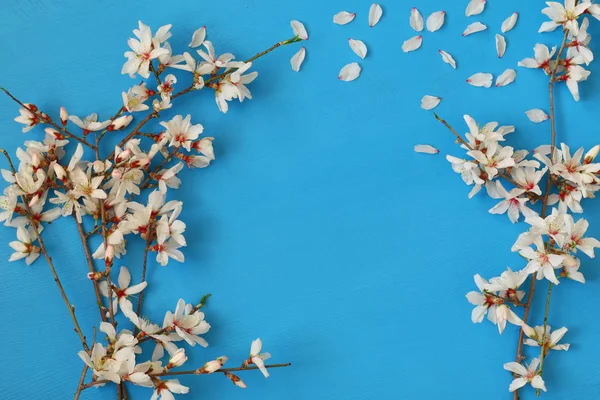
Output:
[
  {"xmin": 333, "ymin": 11, "xmax": 356, "ymax": 25},
  {"xmin": 467, "ymin": 72, "xmax": 493, "ymax": 88},
  {"xmin": 369, "ymin": 4, "xmax": 383, "ymax": 27},
  {"xmin": 439, "ymin": 50, "xmax": 456, "ymax": 69},
  {"xmin": 290, "ymin": 47, "xmax": 306, "ymax": 72},
  {"xmin": 410, "ymin": 8, "xmax": 424, "ymax": 32},
  {"xmin": 189, "ymin": 27, "xmax": 206, "ymax": 48},
  {"xmin": 463, "ymin": 22, "xmax": 487, "ymax": 36},
  {"xmin": 414, "ymin": 144, "xmax": 439, "ymax": 154},
  {"xmin": 501, "ymin": 12, "xmax": 519, "ymax": 33},
  {"xmin": 496, "ymin": 69, "xmax": 516, "ymax": 87},
  {"xmin": 466, "ymin": 0, "xmax": 486, "ymax": 17},
  {"xmin": 426, "ymin": 11, "xmax": 446, "ymax": 32},
  {"xmin": 421, "ymin": 95, "xmax": 442, "ymax": 110},
  {"xmin": 291, "ymin": 20, "xmax": 308, "ymax": 40},
  {"xmin": 349, "ymin": 39, "xmax": 367, "ymax": 59},
  {"xmin": 402, "ymin": 36, "xmax": 423, "ymax": 52},
  {"xmin": 496, "ymin": 34, "xmax": 507, "ymax": 58},
  {"xmin": 525, "ymin": 109, "xmax": 549, "ymax": 123},
  {"xmin": 338, "ymin": 62, "xmax": 361, "ymax": 81}
]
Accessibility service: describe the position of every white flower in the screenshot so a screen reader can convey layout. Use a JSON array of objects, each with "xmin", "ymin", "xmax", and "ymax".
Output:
[
  {"xmin": 160, "ymin": 115, "xmax": 203, "ymax": 151},
  {"xmin": 8, "ymin": 226, "xmax": 40, "ymax": 265},
  {"xmin": 68, "ymin": 113, "xmax": 111, "ymax": 134},
  {"xmin": 196, "ymin": 41, "xmax": 235, "ymax": 74},
  {"xmin": 488, "ymin": 181, "xmax": 537, "ymax": 224},
  {"xmin": 70, "ymin": 167, "xmax": 107, "ymax": 200},
  {"xmin": 541, "ymin": 0, "xmax": 590, "ymax": 35},
  {"xmin": 122, "ymin": 83, "xmax": 152, "ymax": 112},
  {"xmin": 244, "ymin": 338, "xmax": 272, "ymax": 378},
  {"xmin": 503, "ymin": 358, "xmax": 546, "ymax": 392},
  {"xmin": 511, "ymin": 167, "xmax": 547, "ymax": 196},
  {"xmin": 99, "ymin": 266, "xmax": 148, "ymax": 315},
  {"xmin": 467, "ymin": 142, "xmax": 515, "ymax": 180},
  {"xmin": 14, "ymin": 105, "xmax": 41, "ymax": 133},
  {"xmin": 122, "ymin": 22, "xmax": 169, "ymax": 79},
  {"xmin": 518, "ymin": 44, "xmax": 557, "ymax": 73},
  {"xmin": 162, "ymin": 299, "xmax": 210, "ymax": 347},
  {"xmin": 520, "ymin": 237, "xmax": 565, "ymax": 284},
  {"xmin": 523, "ymin": 324, "xmax": 570, "ymax": 353},
  {"xmin": 166, "ymin": 348, "xmax": 188, "ymax": 369},
  {"xmin": 151, "ymin": 379, "xmax": 189, "ymax": 400},
  {"xmin": 563, "ymin": 215, "xmax": 600, "ymax": 257},
  {"xmin": 200, "ymin": 356, "xmax": 228, "ymax": 374},
  {"xmin": 559, "ymin": 255, "xmax": 585, "ymax": 283}
]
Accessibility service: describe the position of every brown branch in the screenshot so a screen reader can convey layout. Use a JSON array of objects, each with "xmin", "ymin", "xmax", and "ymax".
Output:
[
  {"xmin": 73, "ymin": 365, "xmax": 89, "ymax": 400},
  {"xmin": 1, "ymin": 87, "xmax": 97, "ymax": 150}
]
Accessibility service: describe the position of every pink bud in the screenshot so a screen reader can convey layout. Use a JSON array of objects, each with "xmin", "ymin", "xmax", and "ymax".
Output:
[
  {"xmin": 53, "ymin": 164, "xmax": 66, "ymax": 180},
  {"xmin": 60, "ymin": 107, "xmax": 68, "ymax": 126},
  {"xmin": 111, "ymin": 169, "xmax": 122, "ymax": 180},
  {"xmin": 115, "ymin": 148, "xmax": 131, "ymax": 163},
  {"xmin": 110, "ymin": 115, "xmax": 133, "ymax": 131},
  {"xmin": 105, "ymin": 244, "xmax": 114, "ymax": 263}
]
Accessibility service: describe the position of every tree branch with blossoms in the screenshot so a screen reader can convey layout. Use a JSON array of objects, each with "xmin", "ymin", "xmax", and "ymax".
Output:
[
  {"xmin": 427, "ymin": 1, "xmax": 600, "ymax": 398},
  {"xmin": 1, "ymin": 19, "xmax": 308, "ymax": 399}
]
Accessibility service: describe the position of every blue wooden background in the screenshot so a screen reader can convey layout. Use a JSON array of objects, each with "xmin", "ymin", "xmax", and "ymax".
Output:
[{"xmin": 1, "ymin": 0, "xmax": 600, "ymax": 399}]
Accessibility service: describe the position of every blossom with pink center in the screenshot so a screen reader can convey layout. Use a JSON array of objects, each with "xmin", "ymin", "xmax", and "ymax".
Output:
[
  {"xmin": 503, "ymin": 358, "xmax": 546, "ymax": 392},
  {"xmin": 520, "ymin": 237, "xmax": 565, "ymax": 284}
]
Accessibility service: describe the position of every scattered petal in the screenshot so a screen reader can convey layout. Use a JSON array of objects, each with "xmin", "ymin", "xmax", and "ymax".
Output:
[
  {"xmin": 402, "ymin": 36, "xmax": 423, "ymax": 52},
  {"xmin": 415, "ymin": 144, "xmax": 439, "ymax": 154},
  {"xmin": 291, "ymin": 20, "xmax": 309, "ymax": 40},
  {"xmin": 466, "ymin": 0, "xmax": 486, "ymax": 17},
  {"xmin": 496, "ymin": 34, "xmax": 507, "ymax": 58},
  {"xmin": 290, "ymin": 47, "xmax": 306, "ymax": 72},
  {"xmin": 334, "ymin": 11, "xmax": 356, "ymax": 25},
  {"xmin": 189, "ymin": 27, "xmax": 206, "ymax": 48},
  {"xmin": 410, "ymin": 8, "xmax": 424, "ymax": 32},
  {"xmin": 349, "ymin": 39, "xmax": 367, "ymax": 59},
  {"xmin": 463, "ymin": 22, "xmax": 487, "ymax": 36},
  {"xmin": 439, "ymin": 50, "xmax": 457, "ymax": 69},
  {"xmin": 526, "ymin": 109, "xmax": 549, "ymax": 123},
  {"xmin": 467, "ymin": 73, "xmax": 493, "ymax": 88},
  {"xmin": 421, "ymin": 95, "xmax": 442, "ymax": 110},
  {"xmin": 338, "ymin": 62, "xmax": 361, "ymax": 81},
  {"xmin": 369, "ymin": 4, "xmax": 383, "ymax": 27},
  {"xmin": 501, "ymin": 12, "xmax": 519, "ymax": 33},
  {"xmin": 427, "ymin": 11, "xmax": 446, "ymax": 32},
  {"xmin": 496, "ymin": 69, "xmax": 517, "ymax": 87}
]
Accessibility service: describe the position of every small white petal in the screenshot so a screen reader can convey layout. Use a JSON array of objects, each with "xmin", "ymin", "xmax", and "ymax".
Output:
[
  {"xmin": 496, "ymin": 69, "xmax": 517, "ymax": 87},
  {"xmin": 415, "ymin": 145, "xmax": 439, "ymax": 154},
  {"xmin": 439, "ymin": 50, "xmax": 456, "ymax": 69},
  {"xmin": 526, "ymin": 109, "xmax": 549, "ymax": 123},
  {"xmin": 338, "ymin": 62, "xmax": 361, "ymax": 81},
  {"xmin": 421, "ymin": 95, "xmax": 442, "ymax": 110},
  {"xmin": 426, "ymin": 11, "xmax": 446, "ymax": 32},
  {"xmin": 189, "ymin": 27, "xmax": 206, "ymax": 48},
  {"xmin": 539, "ymin": 21, "xmax": 559, "ymax": 33},
  {"xmin": 501, "ymin": 12, "xmax": 519, "ymax": 33},
  {"xmin": 466, "ymin": 0, "xmax": 486, "ymax": 17},
  {"xmin": 349, "ymin": 39, "xmax": 367, "ymax": 59},
  {"xmin": 402, "ymin": 36, "xmax": 423, "ymax": 52},
  {"xmin": 496, "ymin": 34, "xmax": 507, "ymax": 58},
  {"xmin": 290, "ymin": 47, "xmax": 306, "ymax": 72},
  {"xmin": 334, "ymin": 11, "xmax": 356, "ymax": 25},
  {"xmin": 410, "ymin": 8, "xmax": 424, "ymax": 32},
  {"xmin": 369, "ymin": 4, "xmax": 383, "ymax": 27},
  {"xmin": 463, "ymin": 22, "xmax": 487, "ymax": 36},
  {"xmin": 291, "ymin": 20, "xmax": 308, "ymax": 40},
  {"xmin": 467, "ymin": 73, "xmax": 493, "ymax": 88}
]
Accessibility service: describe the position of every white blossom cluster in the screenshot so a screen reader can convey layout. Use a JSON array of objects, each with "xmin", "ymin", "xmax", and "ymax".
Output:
[
  {"xmin": 1, "ymin": 20, "xmax": 303, "ymax": 398},
  {"xmin": 445, "ymin": 1, "xmax": 600, "ymax": 394}
]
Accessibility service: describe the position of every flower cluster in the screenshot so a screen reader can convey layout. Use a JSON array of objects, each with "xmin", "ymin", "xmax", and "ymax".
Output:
[{"xmin": 1, "ymin": 19, "xmax": 302, "ymax": 398}]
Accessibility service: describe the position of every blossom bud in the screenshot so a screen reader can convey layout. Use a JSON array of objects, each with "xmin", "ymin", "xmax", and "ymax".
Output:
[
  {"xmin": 167, "ymin": 349, "xmax": 188, "ymax": 369},
  {"xmin": 108, "ymin": 115, "xmax": 133, "ymax": 131},
  {"xmin": 111, "ymin": 169, "xmax": 122, "ymax": 180},
  {"xmin": 44, "ymin": 127, "xmax": 61, "ymax": 138},
  {"xmin": 584, "ymin": 145, "xmax": 600, "ymax": 164},
  {"xmin": 92, "ymin": 160, "xmax": 106, "ymax": 173},
  {"xmin": 225, "ymin": 372, "xmax": 246, "ymax": 388},
  {"xmin": 193, "ymin": 137, "xmax": 215, "ymax": 160},
  {"xmin": 115, "ymin": 148, "xmax": 131, "ymax": 164},
  {"xmin": 521, "ymin": 324, "xmax": 537, "ymax": 339},
  {"xmin": 24, "ymin": 103, "xmax": 38, "ymax": 112},
  {"xmin": 28, "ymin": 194, "xmax": 41, "ymax": 208},
  {"xmin": 105, "ymin": 244, "xmax": 114, "ymax": 266},
  {"xmin": 60, "ymin": 107, "xmax": 68, "ymax": 126},
  {"xmin": 563, "ymin": 254, "xmax": 578, "ymax": 268},
  {"xmin": 199, "ymin": 356, "xmax": 228, "ymax": 374},
  {"xmin": 87, "ymin": 272, "xmax": 103, "ymax": 281}
]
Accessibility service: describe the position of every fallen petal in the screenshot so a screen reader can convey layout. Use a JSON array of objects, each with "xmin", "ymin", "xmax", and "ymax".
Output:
[
  {"xmin": 466, "ymin": 0, "xmax": 486, "ymax": 16},
  {"xmin": 338, "ymin": 62, "xmax": 361, "ymax": 81},
  {"xmin": 334, "ymin": 11, "xmax": 356, "ymax": 25},
  {"xmin": 463, "ymin": 22, "xmax": 487, "ymax": 36},
  {"xmin": 501, "ymin": 12, "xmax": 519, "ymax": 33},
  {"xmin": 290, "ymin": 47, "xmax": 306, "ymax": 72},
  {"xmin": 369, "ymin": 4, "xmax": 383, "ymax": 27},
  {"xmin": 526, "ymin": 109, "xmax": 549, "ymax": 123},
  {"xmin": 349, "ymin": 39, "xmax": 367, "ymax": 59},
  {"xmin": 291, "ymin": 20, "xmax": 309, "ymax": 40},
  {"xmin": 496, "ymin": 34, "xmax": 507, "ymax": 58},
  {"xmin": 415, "ymin": 144, "xmax": 439, "ymax": 154},
  {"xmin": 439, "ymin": 50, "xmax": 457, "ymax": 69},
  {"xmin": 496, "ymin": 69, "xmax": 516, "ymax": 87},
  {"xmin": 410, "ymin": 8, "xmax": 424, "ymax": 32},
  {"xmin": 427, "ymin": 11, "xmax": 446, "ymax": 32},
  {"xmin": 421, "ymin": 95, "xmax": 442, "ymax": 110},
  {"xmin": 402, "ymin": 36, "xmax": 423, "ymax": 52},
  {"xmin": 467, "ymin": 72, "xmax": 493, "ymax": 88}
]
